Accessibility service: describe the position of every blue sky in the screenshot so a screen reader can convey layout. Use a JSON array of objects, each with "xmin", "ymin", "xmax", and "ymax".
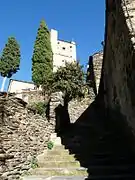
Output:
[{"xmin": 0, "ymin": 0, "xmax": 105, "ymax": 91}]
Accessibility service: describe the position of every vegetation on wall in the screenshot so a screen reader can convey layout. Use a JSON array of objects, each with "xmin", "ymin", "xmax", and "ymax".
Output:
[
  {"xmin": 32, "ymin": 20, "xmax": 53, "ymax": 88},
  {"xmin": 0, "ymin": 37, "xmax": 20, "ymax": 91},
  {"xmin": 47, "ymin": 141, "xmax": 54, "ymax": 150},
  {"xmin": 28, "ymin": 101, "xmax": 48, "ymax": 116}
]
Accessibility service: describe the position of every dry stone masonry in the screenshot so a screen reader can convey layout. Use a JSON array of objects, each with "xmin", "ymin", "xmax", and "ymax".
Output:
[
  {"xmin": 0, "ymin": 95, "xmax": 55, "ymax": 180},
  {"xmin": 0, "ymin": 92, "xmax": 92, "ymax": 180},
  {"xmin": 68, "ymin": 97, "xmax": 92, "ymax": 123},
  {"xmin": 92, "ymin": 51, "xmax": 103, "ymax": 94},
  {"xmin": 98, "ymin": 0, "xmax": 135, "ymax": 137},
  {"xmin": 13, "ymin": 90, "xmax": 46, "ymax": 104},
  {"xmin": 122, "ymin": 0, "xmax": 135, "ymax": 46},
  {"xmin": 49, "ymin": 91, "xmax": 64, "ymax": 128}
]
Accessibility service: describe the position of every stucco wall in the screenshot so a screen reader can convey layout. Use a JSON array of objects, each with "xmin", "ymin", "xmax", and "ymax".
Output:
[
  {"xmin": 50, "ymin": 29, "xmax": 76, "ymax": 72},
  {"xmin": 8, "ymin": 80, "xmax": 36, "ymax": 93}
]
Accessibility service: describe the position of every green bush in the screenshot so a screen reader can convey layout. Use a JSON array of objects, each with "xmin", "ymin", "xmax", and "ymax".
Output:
[
  {"xmin": 34, "ymin": 102, "xmax": 46, "ymax": 115},
  {"xmin": 47, "ymin": 141, "xmax": 54, "ymax": 150},
  {"xmin": 28, "ymin": 101, "xmax": 48, "ymax": 116},
  {"xmin": 31, "ymin": 157, "xmax": 38, "ymax": 169},
  {"xmin": 52, "ymin": 61, "xmax": 85, "ymax": 103}
]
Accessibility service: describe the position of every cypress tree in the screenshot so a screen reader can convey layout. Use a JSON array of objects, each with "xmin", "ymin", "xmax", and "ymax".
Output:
[
  {"xmin": 0, "ymin": 37, "xmax": 20, "ymax": 91},
  {"xmin": 32, "ymin": 20, "xmax": 53, "ymax": 88}
]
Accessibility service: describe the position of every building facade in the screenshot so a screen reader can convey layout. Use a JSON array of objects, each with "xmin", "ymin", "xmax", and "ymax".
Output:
[
  {"xmin": 8, "ymin": 79, "xmax": 37, "ymax": 93},
  {"xmin": 50, "ymin": 29, "xmax": 77, "ymax": 72},
  {"xmin": 7, "ymin": 29, "xmax": 77, "ymax": 94}
]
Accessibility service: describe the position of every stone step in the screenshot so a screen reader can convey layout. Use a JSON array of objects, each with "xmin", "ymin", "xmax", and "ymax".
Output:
[
  {"xmin": 53, "ymin": 145, "xmax": 65, "ymax": 150},
  {"xmin": 86, "ymin": 174, "xmax": 135, "ymax": 180},
  {"xmin": 21, "ymin": 174, "xmax": 135, "ymax": 180},
  {"xmin": 87, "ymin": 164, "xmax": 135, "ymax": 176},
  {"xmin": 85, "ymin": 156, "xmax": 135, "ymax": 166},
  {"xmin": 28, "ymin": 167, "xmax": 88, "ymax": 176},
  {"xmin": 37, "ymin": 154, "xmax": 75, "ymax": 161},
  {"xmin": 43, "ymin": 149, "xmax": 69, "ymax": 156},
  {"xmin": 21, "ymin": 176, "xmax": 87, "ymax": 180},
  {"xmin": 38, "ymin": 161, "xmax": 80, "ymax": 168},
  {"xmin": 70, "ymin": 151, "xmax": 114, "ymax": 158}
]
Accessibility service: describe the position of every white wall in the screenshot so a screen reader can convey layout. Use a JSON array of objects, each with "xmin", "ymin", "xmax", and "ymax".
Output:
[
  {"xmin": 50, "ymin": 29, "xmax": 77, "ymax": 72},
  {"xmin": 8, "ymin": 80, "xmax": 36, "ymax": 93}
]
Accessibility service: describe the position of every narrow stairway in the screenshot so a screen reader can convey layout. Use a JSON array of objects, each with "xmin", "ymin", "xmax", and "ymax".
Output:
[
  {"xmin": 60, "ymin": 103, "xmax": 135, "ymax": 180},
  {"xmin": 20, "ymin": 133, "xmax": 88, "ymax": 180}
]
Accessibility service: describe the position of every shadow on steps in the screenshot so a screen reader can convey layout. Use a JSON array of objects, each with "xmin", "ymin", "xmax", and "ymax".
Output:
[{"xmin": 56, "ymin": 100, "xmax": 135, "ymax": 179}]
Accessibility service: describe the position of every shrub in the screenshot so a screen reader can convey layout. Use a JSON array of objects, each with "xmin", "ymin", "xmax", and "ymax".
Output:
[
  {"xmin": 47, "ymin": 141, "xmax": 54, "ymax": 150},
  {"xmin": 31, "ymin": 157, "xmax": 38, "ymax": 169},
  {"xmin": 28, "ymin": 100, "xmax": 48, "ymax": 116},
  {"xmin": 52, "ymin": 61, "xmax": 85, "ymax": 103}
]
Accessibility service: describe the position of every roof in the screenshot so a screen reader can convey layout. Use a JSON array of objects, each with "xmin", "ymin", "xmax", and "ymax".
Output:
[
  {"xmin": 9, "ymin": 79, "xmax": 34, "ymax": 84},
  {"xmin": 58, "ymin": 39, "xmax": 76, "ymax": 45},
  {"xmin": 92, "ymin": 50, "xmax": 103, "ymax": 57}
]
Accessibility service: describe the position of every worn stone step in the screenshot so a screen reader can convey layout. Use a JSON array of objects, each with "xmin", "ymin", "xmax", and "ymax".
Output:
[
  {"xmin": 53, "ymin": 145, "xmax": 65, "ymax": 150},
  {"xmin": 88, "ymin": 151, "xmax": 114, "ymax": 156},
  {"xmin": 21, "ymin": 175, "xmax": 87, "ymax": 180},
  {"xmin": 43, "ymin": 149, "xmax": 69, "ymax": 156},
  {"xmin": 70, "ymin": 151, "xmax": 114, "ymax": 158},
  {"xmin": 85, "ymin": 156, "xmax": 135, "ymax": 166},
  {"xmin": 28, "ymin": 167, "xmax": 88, "ymax": 176},
  {"xmin": 38, "ymin": 161, "xmax": 80, "ymax": 168},
  {"xmin": 37, "ymin": 154, "xmax": 75, "ymax": 161},
  {"xmin": 87, "ymin": 164, "xmax": 135, "ymax": 175},
  {"xmin": 86, "ymin": 174, "xmax": 135, "ymax": 180}
]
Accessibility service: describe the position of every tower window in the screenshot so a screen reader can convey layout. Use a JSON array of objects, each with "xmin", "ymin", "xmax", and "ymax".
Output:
[
  {"xmin": 62, "ymin": 47, "xmax": 66, "ymax": 50},
  {"xmin": 70, "ymin": 46, "xmax": 72, "ymax": 48}
]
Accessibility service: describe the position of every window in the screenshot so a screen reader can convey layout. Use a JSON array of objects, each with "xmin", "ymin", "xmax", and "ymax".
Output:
[
  {"xmin": 58, "ymin": 42, "xmax": 60, "ymax": 44},
  {"xmin": 62, "ymin": 47, "xmax": 66, "ymax": 50},
  {"xmin": 70, "ymin": 46, "xmax": 72, "ymax": 48},
  {"xmin": 62, "ymin": 60, "xmax": 65, "ymax": 62}
]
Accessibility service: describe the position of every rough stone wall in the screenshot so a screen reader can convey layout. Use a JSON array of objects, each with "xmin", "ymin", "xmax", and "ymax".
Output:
[
  {"xmin": 92, "ymin": 51, "xmax": 103, "ymax": 94},
  {"xmin": 50, "ymin": 92, "xmax": 92, "ymax": 126},
  {"xmin": 0, "ymin": 96, "xmax": 54, "ymax": 180},
  {"xmin": 68, "ymin": 97, "xmax": 92, "ymax": 123},
  {"xmin": 13, "ymin": 90, "xmax": 46, "ymax": 104},
  {"xmin": 49, "ymin": 91, "xmax": 64, "ymax": 129},
  {"xmin": 0, "ymin": 91, "xmax": 93, "ymax": 179},
  {"xmin": 99, "ymin": 0, "xmax": 135, "ymax": 135},
  {"xmin": 122, "ymin": 0, "xmax": 135, "ymax": 46}
]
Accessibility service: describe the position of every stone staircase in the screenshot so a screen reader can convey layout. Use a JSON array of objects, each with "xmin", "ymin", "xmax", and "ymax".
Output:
[
  {"xmin": 20, "ymin": 133, "xmax": 87, "ymax": 180},
  {"xmin": 60, "ymin": 117, "xmax": 135, "ymax": 180}
]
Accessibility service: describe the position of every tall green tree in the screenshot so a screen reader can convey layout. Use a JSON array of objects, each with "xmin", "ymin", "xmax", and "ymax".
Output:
[
  {"xmin": 0, "ymin": 37, "xmax": 20, "ymax": 92},
  {"xmin": 32, "ymin": 20, "xmax": 53, "ymax": 88}
]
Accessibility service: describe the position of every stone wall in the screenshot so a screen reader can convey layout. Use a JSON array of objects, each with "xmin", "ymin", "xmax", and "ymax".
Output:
[
  {"xmin": 92, "ymin": 51, "xmax": 103, "ymax": 94},
  {"xmin": 87, "ymin": 52, "xmax": 103, "ymax": 96},
  {"xmin": 98, "ymin": 0, "xmax": 135, "ymax": 135},
  {"xmin": 68, "ymin": 97, "xmax": 92, "ymax": 123},
  {"xmin": 0, "ymin": 90, "xmax": 94, "ymax": 180},
  {"xmin": 0, "ymin": 95, "xmax": 54, "ymax": 180},
  {"xmin": 13, "ymin": 90, "xmax": 46, "ymax": 104}
]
